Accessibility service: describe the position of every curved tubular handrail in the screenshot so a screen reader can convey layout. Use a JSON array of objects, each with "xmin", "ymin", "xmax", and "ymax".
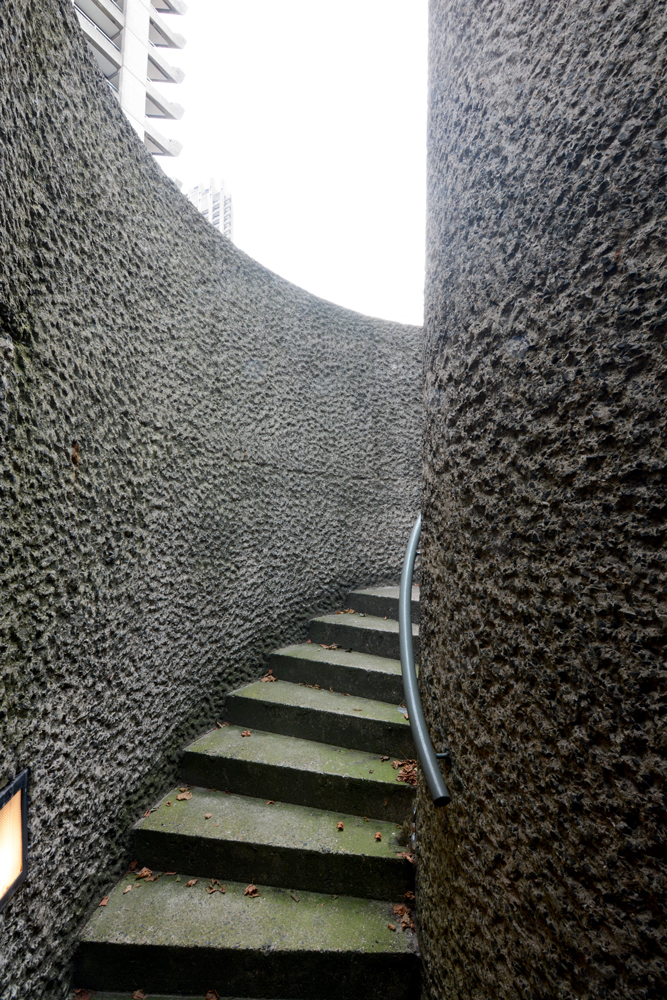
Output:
[{"xmin": 399, "ymin": 514, "xmax": 451, "ymax": 807}]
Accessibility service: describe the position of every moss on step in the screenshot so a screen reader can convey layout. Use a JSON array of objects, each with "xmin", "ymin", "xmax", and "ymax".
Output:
[
  {"xmin": 269, "ymin": 643, "xmax": 403, "ymax": 703},
  {"xmin": 227, "ymin": 681, "xmax": 413, "ymax": 757},
  {"xmin": 133, "ymin": 787, "xmax": 414, "ymax": 899},
  {"xmin": 75, "ymin": 877, "xmax": 419, "ymax": 998},
  {"xmin": 181, "ymin": 725, "xmax": 415, "ymax": 823}
]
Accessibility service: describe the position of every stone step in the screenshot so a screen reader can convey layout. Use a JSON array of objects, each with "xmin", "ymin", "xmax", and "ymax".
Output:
[
  {"xmin": 70, "ymin": 995, "xmax": 203, "ymax": 1000},
  {"xmin": 180, "ymin": 725, "xmax": 415, "ymax": 824},
  {"xmin": 133, "ymin": 788, "xmax": 414, "ymax": 901},
  {"xmin": 75, "ymin": 876, "xmax": 419, "ymax": 1000},
  {"xmin": 308, "ymin": 613, "xmax": 419, "ymax": 661},
  {"xmin": 226, "ymin": 680, "xmax": 414, "ymax": 757},
  {"xmin": 269, "ymin": 643, "xmax": 404, "ymax": 703},
  {"xmin": 347, "ymin": 585, "xmax": 420, "ymax": 623}
]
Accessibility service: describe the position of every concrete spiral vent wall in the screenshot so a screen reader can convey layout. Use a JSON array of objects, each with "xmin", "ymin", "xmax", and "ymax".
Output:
[
  {"xmin": 0, "ymin": 2, "xmax": 420, "ymax": 995},
  {"xmin": 419, "ymin": 2, "xmax": 666, "ymax": 999}
]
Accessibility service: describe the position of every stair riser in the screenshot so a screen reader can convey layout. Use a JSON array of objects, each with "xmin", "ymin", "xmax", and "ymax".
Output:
[
  {"xmin": 180, "ymin": 752, "xmax": 415, "ymax": 824},
  {"xmin": 226, "ymin": 697, "xmax": 414, "ymax": 758},
  {"xmin": 132, "ymin": 829, "xmax": 414, "ymax": 901},
  {"xmin": 347, "ymin": 593, "xmax": 420, "ymax": 622},
  {"xmin": 308, "ymin": 621, "xmax": 419, "ymax": 661},
  {"xmin": 269, "ymin": 652, "xmax": 404, "ymax": 703},
  {"xmin": 75, "ymin": 944, "xmax": 420, "ymax": 1000}
]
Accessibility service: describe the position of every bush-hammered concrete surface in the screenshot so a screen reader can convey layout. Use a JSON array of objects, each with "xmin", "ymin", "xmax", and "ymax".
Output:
[
  {"xmin": 419, "ymin": 2, "xmax": 667, "ymax": 999},
  {"xmin": 0, "ymin": 1, "xmax": 420, "ymax": 996}
]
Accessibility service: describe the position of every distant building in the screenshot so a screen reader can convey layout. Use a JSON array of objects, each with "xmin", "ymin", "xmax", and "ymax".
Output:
[
  {"xmin": 187, "ymin": 181, "xmax": 234, "ymax": 240},
  {"xmin": 72, "ymin": 0, "xmax": 186, "ymax": 157}
]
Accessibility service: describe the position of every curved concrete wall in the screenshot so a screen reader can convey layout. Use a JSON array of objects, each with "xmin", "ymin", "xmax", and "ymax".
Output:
[
  {"xmin": 420, "ymin": 1, "xmax": 666, "ymax": 998},
  {"xmin": 0, "ymin": 2, "xmax": 421, "ymax": 995}
]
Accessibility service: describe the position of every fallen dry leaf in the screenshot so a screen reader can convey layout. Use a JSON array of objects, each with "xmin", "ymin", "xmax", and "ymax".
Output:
[
  {"xmin": 375, "ymin": 832, "xmax": 382, "ymax": 841},
  {"xmin": 306, "ymin": 638, "xmax": 312, "ymax": 643},
  {"xmin": 391, "ymin": 902, "xmax": 416, "ymax": 932},
  {"xmin": 363, "ymin": 816, "xmax": 369, "ymax": 823},
  {"xmin": 123, "ymin": 886, "xmax": 132, "ymax": 894},
  {"xmin": 260, "ymin": 669, "xmax": 277, "ymax": 682},
  {"xmin": 177, "ymin": 790, "xmax": 193, "ymax": 801},
  {"xmin": 337, "ymin": 822, "xmax": 344, "ymax": 831},
  {"xmin": 388, "ymin": 923, "xmax": 397, "ymax": 932},
  {"xmin": 216, "ymin": 720, "xmax": 230, "ymax": 728},
  {"xmin": 384, "ymin": 798, "xmax": 389, "ymax": 806},
  {"xmin": 205, "ymin": 991, "xmax": 221, "ymax": 1000},
  {"xmin": 244, "ymin": 884, "xmax": 260, "ymax": 897},
  {"xmin": 290, "ymin": 893, "xmax": 299, "ymax": 903},
  {"xmin": 132, "ymin": 991, "xmax": 147, "ymax": 1000},
  {"xmin": 392, "ymin": 759, "xmax": 418, "ymax": 785},
  {"xmin": 381, "ymin": 755, "xmax": 389, "ymax": 761},
  {"xmin": 143, "ymin": 810, "xmax": 152, "ymax": 818},
  {"xmin": 99, "ymin": 897, "xmax": 109, "ymax": 907},
  {"xmin": 129, "ymin": 860, "xmax": 138, "ymax": 870},
  {"xmin": 320, "ymin": 643, "xmax": 339, "ymax": 650},
  {"xmin": 74, "ymin": 991, "xmax": 92, "ymax": 1000},
  {"xmin": 205, "ymin": 812, "xmax": 213, "ymax": 819},
  {"xmin": 241, "ymin": 730, "xmax": 252, "ymax": 737},
  {"xmin": 166, "ymin": 801, "xmax": 171, "ymax": 806},
  {"xmin": 186, "ymin": 879, "xmax": 198, "ymax": 887},
  {"xmin": 266, "ymin": 800, "xmax": 276, "ymax": 805},
  {"xmin": 135, "ymin": 867, "xmax": 152, "ymax": 880},
  {"xmin": 146, "ymin": 876, "xmax": 159, "ymax": 882},
  {"xmin": 206, "ymin": 879, "xmax": 226, "ymax": 894},
  {"xmin": 404, "ymin": 890, "xmax": 415, "ymax": 902},
  {"xmin": 164, "ymin": 871, "xmax": 176, "ymax": 876},
  {"xmin": 396, "ymin": 851, "xmax": 415, "ymax": 865}
]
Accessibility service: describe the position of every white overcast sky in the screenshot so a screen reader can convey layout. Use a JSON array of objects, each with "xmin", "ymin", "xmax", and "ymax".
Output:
[{"xmin": 158, "ymin": 0, "xmax": 428, "ymax": 325}]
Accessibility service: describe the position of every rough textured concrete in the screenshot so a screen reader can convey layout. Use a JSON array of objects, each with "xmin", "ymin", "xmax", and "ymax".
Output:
[
  {"xmin": 181, "ymin": 725, "xmax": 415, "ymax": 822},
  {"xmin": 132, "ymin": 786, "xmax": 413, "ymax": 899},
  {"xmin": 0, "ymin": 2, "xmax": 421, "ymax": 996},
  {"xmin": 227, "ymin": 680, "xmax": 414, "ymax": 757},
  {"xmin": 76, "ymin": 876, "xmax": 419, "ymax": 999},
  {"xmin": 419, "ymin": 2, "xmax": 667, "ymax": 999}
]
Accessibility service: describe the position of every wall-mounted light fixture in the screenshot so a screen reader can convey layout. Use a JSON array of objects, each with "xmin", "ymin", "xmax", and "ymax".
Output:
[{"xmin": 0, "ymin": 770, "xmax": 29, "ymax": 913}]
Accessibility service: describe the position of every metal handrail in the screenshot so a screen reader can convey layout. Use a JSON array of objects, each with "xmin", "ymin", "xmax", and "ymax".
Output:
[{"xmin": 399, "ymin": 514, "xmax": 451, "ymax": 807}]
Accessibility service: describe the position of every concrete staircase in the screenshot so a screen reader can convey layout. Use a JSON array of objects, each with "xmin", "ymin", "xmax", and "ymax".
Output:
[{"xmin": 74, "ymin": 586, "xmax": 420, "ymax": 1000}]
